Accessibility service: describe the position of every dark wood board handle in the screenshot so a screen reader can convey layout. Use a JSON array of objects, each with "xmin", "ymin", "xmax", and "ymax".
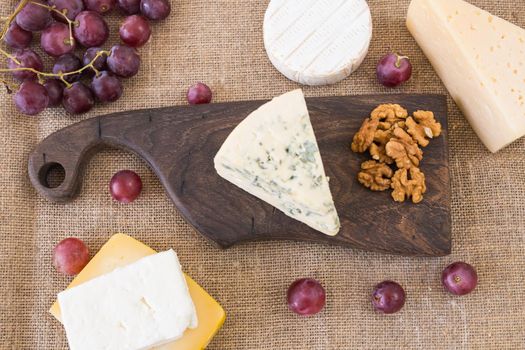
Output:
[{"xmin": 28, "ymin": 94, "xmax": 451, "ymax": 256}]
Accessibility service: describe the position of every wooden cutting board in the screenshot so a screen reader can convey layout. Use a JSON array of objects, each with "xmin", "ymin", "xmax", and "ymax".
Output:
[{"xmin": 28, "ymin": 94, "xmax": 451, "ymax": 256}]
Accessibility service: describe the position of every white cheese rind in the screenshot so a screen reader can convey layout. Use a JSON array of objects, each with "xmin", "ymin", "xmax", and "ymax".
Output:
[
  {"xmin": 214, "ymin": 89, "xmax": 340, "ymax": 236},
  {"xmin": 263, "ymin": 0, "xmax": 372, "ymax": 86},
  {"xmin": 58, "ymin": 250, "xmax": 198, "ymax": 350},
  {"xmin": 407, "ymin": 0, "xmax": 525, "ymax": 153}
]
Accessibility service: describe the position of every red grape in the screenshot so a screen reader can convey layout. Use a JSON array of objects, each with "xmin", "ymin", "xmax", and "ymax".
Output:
[
  {"xmin": 140, "ymin": 0, "xmax": 170, "ymax": 20},
  {"xmin": 377, "ymin": 53, "xmax": 412, "ymax": 88},
  {"xmin": 44, "ymin": 79, "xmax": 64, "ymax": 107},
  {"xmin": 91, "ymin": 71, "xmax": 123, "ymax": 102},
  {"xmin": 287, "ymin": 278, "xmax": 326, "ymax": 316},
  {"xmin": 109, "ymin": 170, "xmax": 143, "ymax": 203},
  {"xmin": 48, "ymin": 0, "xmax": 85, "ymax": 21},
  {"xmin": 53, "ymin": 54, "xmax": 82, "ymax": 83},
  {"xmin": 372, "ymin": 281, "xmax": 406, "ymax": 314},
  {"xmin": 4, "ymin": 22, "xmax": 32, "ymax": 49},
  {"xmin": 15, "ymin": 0, "xmax": 51, "ymax": 32},
  {"xmin": 7, "ymin": 49, "xmax": 44, "ymax": 81},
  {"xmin": 41, "ymin": 22, "xmax": 76, "ymax": 57},
  {"xmin": 118, "ymin": 0, "xmax": 140, "ymax": 14},
  {"xmin": 82, "ymin": 47, "xmax": 108, "ymax": 76},
  {"xmin": 442, "ymin": 262, "xmax": 478, "ymax": 296},
  {"xmin": 13, "ymin": 81, "xmax": 49, "ymax": 116},
  {"xmin": 187, "ymin": 82, "xmax": 212, "ymax": 105},
  {"xmin": 62, "ymin": 82, "xmax": 95, "ymax": 114},
  {"xmin": 53, "ymin": 237, "xmax": 90, "ymax": 275},
  {"xmin": 73, "ymin": 11, "xmax": 110, "ymax": 47},
  {"xmin": 119, "ymin": 15, "xmax": 151, "ymax": 48},
  {"xmin": 84, "ymin": 0, "xmax": 116, "ymax": 14},
  {"xmin": 107, "ymin": 45, "xmax": 140, "ymax": 78}
]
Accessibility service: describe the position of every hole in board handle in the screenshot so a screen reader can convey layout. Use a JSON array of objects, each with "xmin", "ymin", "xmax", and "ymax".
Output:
[{"xmin": 38, "ymin": 162, "xmax": 66, "ymax": 189}]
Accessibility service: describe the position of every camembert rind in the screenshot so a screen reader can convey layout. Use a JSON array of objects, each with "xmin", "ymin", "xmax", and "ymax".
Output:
[
  {"xmin": 51, "ymin": 234, "xmax": 226, "ymax": 350},
  {"xmin": 407, "ymin": 0, "xmax": 525, "ymax": 153},
  {"xmin": 263, "ymin": 0, "xmax": 372, "ymax": 86},
  {"xmin": 58, "ymin": 250, "xmax": 198, "ymax": 350},
  {"xmin": 214, "ymin": 90, "xmax": 340, "ymax": 236}
]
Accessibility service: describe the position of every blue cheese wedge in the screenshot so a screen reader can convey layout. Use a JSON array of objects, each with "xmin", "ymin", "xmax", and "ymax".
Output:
[
  {"xmin": 57, "ymin": 250, "xmax": 198, "ymax": 350},
  {"xmin": 214, "ymin": 89, "xmax": 340, "ymax": 236}
]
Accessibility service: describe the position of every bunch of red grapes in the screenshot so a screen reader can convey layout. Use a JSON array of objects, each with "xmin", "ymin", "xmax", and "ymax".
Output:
[{"xmin": 2, "ymin": 0, "xmax": 171, "ymax": 116}]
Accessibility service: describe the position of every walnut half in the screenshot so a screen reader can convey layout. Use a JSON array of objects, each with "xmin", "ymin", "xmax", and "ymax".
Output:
[
  {"xmin": 351, "ymin": 118, "xmax": 379, "ymax": 153},
  {"xmin": 391, "ymin": 167, "xmax": 427, "ymax": 203},
  {"xmin": 385, "ymin": 127, "xmax": 423, "ymax": 169},
  {"xmin": 405, "ymin": 110, "xmax": 442, "ymax": 147},
  {"xmin": 371, "ymin": 104, "xmax": 408, "ymax": 129},
  {"xmin": 369, "ymin": 129, "xmax": 394, "ymax": 164},
  {"xmin": 357, "ymin": 160, "xmax": 394, "ymax": 191}
]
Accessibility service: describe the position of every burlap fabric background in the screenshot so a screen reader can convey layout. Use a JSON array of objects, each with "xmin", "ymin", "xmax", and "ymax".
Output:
[{"xmin": 1, "ymin": 0, "xmax": 525, "ymax": 349}]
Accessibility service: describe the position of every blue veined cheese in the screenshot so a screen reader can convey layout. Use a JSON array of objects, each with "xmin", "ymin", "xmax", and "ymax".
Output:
[
  {"xmin": 214, "ymin": 90, "xmax": 340, "ymax": 236},
  {"xmin": 263, "ymin": 0, "xmax": 372, "ymax": 86},
  {"xmin": 57, "ymin": 250, "xmax": 198, "ymax": 350}
]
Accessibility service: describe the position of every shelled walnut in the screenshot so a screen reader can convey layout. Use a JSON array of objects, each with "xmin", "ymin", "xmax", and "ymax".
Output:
[
  {"xmin": 369, "ymin": 129, "xmax": 394, "ymax": 164},
  {"xmin": 405, "ymin": 110, "xmax": 442, "ymax": 147},
  {"xmin": 385, "ymin": 127, "xmax": 423, "ymax": 169},
  {"xmin": 358, "ymin": 160, "xmax": 393, "ymax": 191},
  {"xmin": 351, "ymin": 118, "xmax": 379, "ymax": 153},
  {"xmin": 391, "ymin": 167, "xmax": 427, "ymax": 204},
  {"xmin": 371, "ymin": 104, "xmax": 408, "ymax": 130},
  {"xmin": 350, "ymin": 103, "xmax": 441, "ymax": 204},
  {"xmin": 371, "ymin": 104, "xmax": 408, "ymax": 122}
]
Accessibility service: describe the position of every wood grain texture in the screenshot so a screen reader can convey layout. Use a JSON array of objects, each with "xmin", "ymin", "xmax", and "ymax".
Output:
[{"xmin": 28, "ymin": 95, "xmax": 451, "ymax": 256}]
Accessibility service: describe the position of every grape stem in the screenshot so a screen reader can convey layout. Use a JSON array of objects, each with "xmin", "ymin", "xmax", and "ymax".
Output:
[
  {"xmin": 0, "ymin": 50, "xmax": 110, "ymax": 88},
  {"xmin": 395, "ymin": 54, "xmax": 409, "ymax": 68},
  {"xmin": 0, "ymin": 0, "xmax": 31, "ymax": 64},
  {"xmin": 0, "ymin": 0, "xmax": 30, "ymax": 40},
  {"xmin": 29, "ymin": 1, "xmax": 76, "ymax": 47},
  {"xmin": 0, "ymin": 78, "xmax": 19, "ymax": 93},
  {"xmin": 0, "ymin": 47, "xmax": 18, "ymax": 64}
]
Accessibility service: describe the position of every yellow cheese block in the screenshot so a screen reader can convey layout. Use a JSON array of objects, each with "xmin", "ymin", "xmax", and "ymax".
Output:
[
  {"xmin": 407, "ymin": 0, "xmax": 525, "ymax": 152},
  {"xmin": 50, "ymin": 233, "xmax": 226, "ymax": 350}
]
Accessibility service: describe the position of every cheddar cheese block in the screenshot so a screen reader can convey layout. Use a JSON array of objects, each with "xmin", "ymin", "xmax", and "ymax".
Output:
[
  {"xmin": 407, "ymin": 0, "xmax": 525, "ymax": 152},
  {"xmin": 213, "ymin": 89, "xmax": 340, "ymax": 236},
  {"xmin": 50, "ymin": 234, "xmax": 226, "ymax": 350}
]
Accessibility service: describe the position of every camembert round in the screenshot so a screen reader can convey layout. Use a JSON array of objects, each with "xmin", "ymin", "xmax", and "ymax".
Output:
[{"xmin": 263, "ymin": 0, "xmax": 373, "ymax": 86}]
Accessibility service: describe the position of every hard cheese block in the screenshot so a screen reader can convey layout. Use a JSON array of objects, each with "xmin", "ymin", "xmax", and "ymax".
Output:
[
  {"xmin": 58, "ymin": 250, "xmax": 198, "ymax": 350},
  {"xmin": 50, "ymin": 234, "xmax": 225, "ymax": 350},
  {"xmin": 263, "ymin": 0, "xmax": 372, "ymax": 85},
  {"xmin": 407, "ymin": 0, "xmax": 525, "ymax": 153},
  {"xmin": 214, "ymin": 89, "xmax": 340, "ymax": 236}
]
